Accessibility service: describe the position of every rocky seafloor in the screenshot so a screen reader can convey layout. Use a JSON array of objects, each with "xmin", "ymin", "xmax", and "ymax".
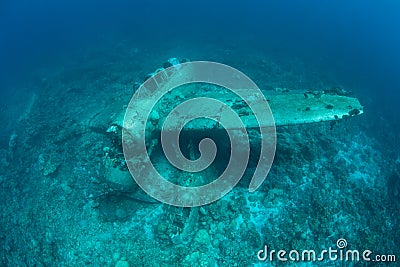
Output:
[{"xmin": 0, "ymin": 43, "xmax": 399, "ymax": 266}]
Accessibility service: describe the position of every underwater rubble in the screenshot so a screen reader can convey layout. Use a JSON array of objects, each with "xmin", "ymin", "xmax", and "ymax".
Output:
[{"xmin": 0, "ymin": 52, "xmax": 398, "ymax": 266}]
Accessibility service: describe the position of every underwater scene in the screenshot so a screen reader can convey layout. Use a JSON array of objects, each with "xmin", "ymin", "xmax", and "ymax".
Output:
[{"xmin": 0, "ymin": 1, "xmax": 399, "ymax": 266}]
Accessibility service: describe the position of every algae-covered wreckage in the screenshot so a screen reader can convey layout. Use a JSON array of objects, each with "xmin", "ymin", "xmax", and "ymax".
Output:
[
  {"xmin": 101, "ymin": 59, "xmax": 363, "ymax": 199},
  {"xmin": 90, "ymin": 59, "xmax": 365, "ymax": 242}
]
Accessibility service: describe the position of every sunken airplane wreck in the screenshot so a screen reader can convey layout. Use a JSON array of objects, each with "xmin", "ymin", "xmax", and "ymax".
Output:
[{"xmin": 102, "ymin": 58, "xmax": 363, "ymax": 196}]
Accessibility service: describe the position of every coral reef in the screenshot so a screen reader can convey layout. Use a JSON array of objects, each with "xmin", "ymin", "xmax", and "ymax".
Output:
[{"xmin": 0, "ymin": 45, "xmax": 398, "ymax": 266}]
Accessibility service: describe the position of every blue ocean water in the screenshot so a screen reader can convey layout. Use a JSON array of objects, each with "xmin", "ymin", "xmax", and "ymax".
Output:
[
  {"xmin": 0, "ymin": 1, "xmax": 399, "ymax": 266},
  {"xmin": 1, "ymin": 1, "xmax": 399, "ymax": 127}
]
